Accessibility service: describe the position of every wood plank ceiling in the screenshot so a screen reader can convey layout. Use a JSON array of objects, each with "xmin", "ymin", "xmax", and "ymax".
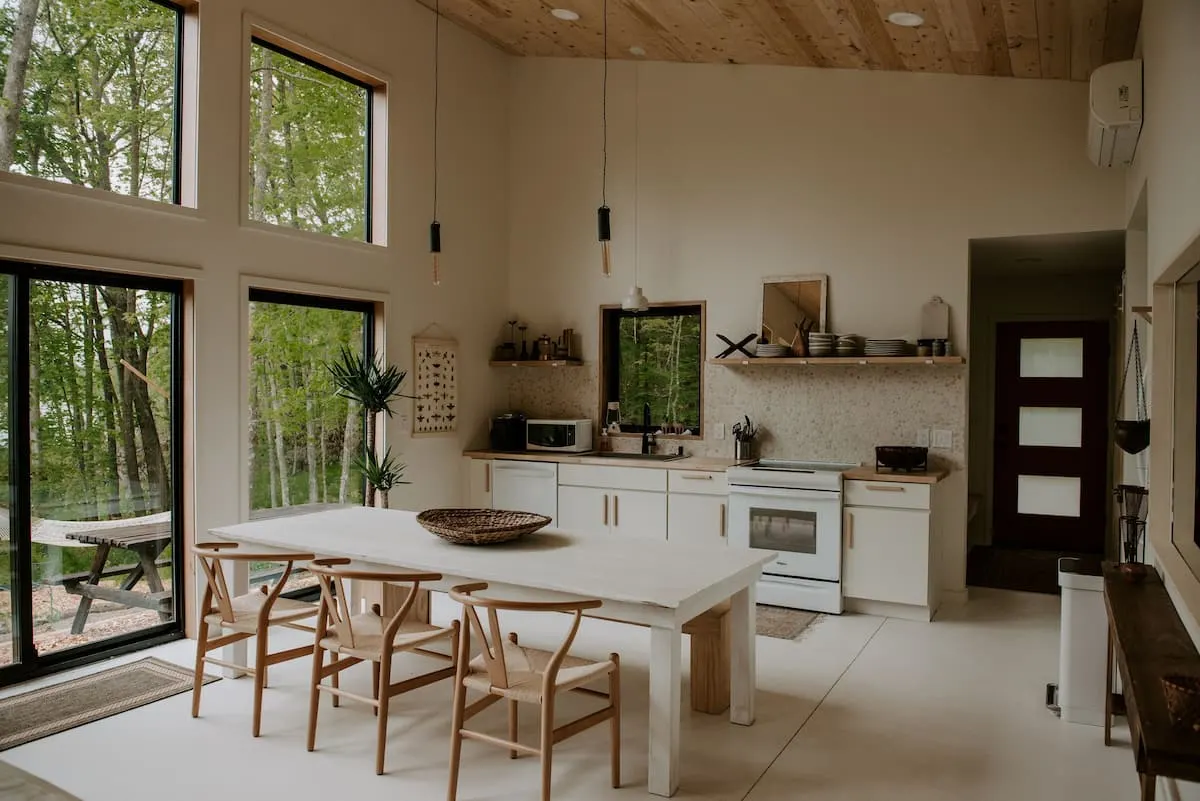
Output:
[{"xmin": 420, "ymin": 0, "xmax": 1141, "ymax": 80}]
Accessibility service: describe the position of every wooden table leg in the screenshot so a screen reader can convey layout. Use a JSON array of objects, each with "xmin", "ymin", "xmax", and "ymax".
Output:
[
  {"xmin": 729, "ymin": 583, "xmax": 757, "ymax": 726},
  {"xmin": 1105, "ymin": 624, "xmax": 1114, "ymax": 746},
  {"xmin": 648, "ymin": 624, "xmax": 682, "ymax": 797},
  {"xmin": 69, "ymin": 544, "xmax": 112, "ymax": 635},
  {"xmin": 135, "ymin": 544, "xmax": 171, "ymax": 623}
]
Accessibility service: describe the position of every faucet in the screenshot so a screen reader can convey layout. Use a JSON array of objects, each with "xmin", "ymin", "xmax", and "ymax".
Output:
[{"xmin": 641, "ymin": 402, "xmax": 656, "ymax": 454}]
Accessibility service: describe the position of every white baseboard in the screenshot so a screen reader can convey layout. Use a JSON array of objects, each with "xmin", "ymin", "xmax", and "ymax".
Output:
[
  {"xmin": 843, "ymin": 597, "xmax": 933, "ymax": 622},
  {"xmin": 941, "ymin": 587, "xmax": 969, "ymax": 606}
]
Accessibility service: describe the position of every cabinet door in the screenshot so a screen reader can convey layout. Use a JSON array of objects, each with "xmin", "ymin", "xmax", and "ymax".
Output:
[
  {"xmin": 492, "ymin": 460, "xmax": 558, "ymax": 524},
  {"xmin": 466, "ymin": 459, "xmax": 493, "ymax": 508},
  {"xmin": 557, "ymin": 485, "xmax": 611, "ymax": 537},
  {"xmin": 612, "ymin": 489, "xmax": 667, "ymax": 540},
  {"xmin": 843, "ymin": 507, "xmax": 929, "ymax": 606},
  {"xmin": 667, "ymin": 494, "xmax": 727, "ymax": 546}
]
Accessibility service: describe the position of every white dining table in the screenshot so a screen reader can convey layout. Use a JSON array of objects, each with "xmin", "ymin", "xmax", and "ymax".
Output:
[{"xmin": 209, "ymin": 506, "xmax": 775, "ymax": 797}]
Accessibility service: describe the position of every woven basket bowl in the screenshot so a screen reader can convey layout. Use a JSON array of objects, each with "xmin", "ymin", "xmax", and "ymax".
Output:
[
  {"xmin": 417, "ymin": 508, "xmax": 551, "ymax": 546},
  {"xmin": 1162, "ymin": 674, "xmax": 1200, "ymax": 731}
]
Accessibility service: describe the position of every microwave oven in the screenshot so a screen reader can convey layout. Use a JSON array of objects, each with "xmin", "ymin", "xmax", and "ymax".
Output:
[{"xmin": 526, "ymin": 419, "xmax": 593, "ymax": 452}]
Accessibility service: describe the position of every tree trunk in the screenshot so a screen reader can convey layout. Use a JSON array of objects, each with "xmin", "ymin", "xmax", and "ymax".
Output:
[
  {"xmin": 102, "ymin": 289, "xmax": 145, "ymax": 512},
  {"xmin": 268, "ymin": 371, "xmax": 291, "ymax": 506},
  {"xmin": 338, "ymin": 402, "xmax": 355, "ymax": 504},
  {"xmin": 305, "ymin": 388, "xmax": 318, "ymax": 504},
  {"xmin": 319, "ymin": 417, "xmax": 328, "ymax": 503},
  {"xmin": 0, "ymin": 0, "xmax": 40, "ymax": 171},
  {"xmin": 123, "ymin": 29, "xmax": 144, "ymax": 195},
  {"xmin": 90, "ymin": 287, "xmax": 121, "ymax": 518},
  {"xmin": 250, "ymin": 50, "xmax": 274, "ymax": 221},
  {"xmin": 266, "ymin": 416, "xmax": 279, "ymax": 508},
  {"xmin": 29, "ymin": 306, "xmax": 41, "ymax": 475}
]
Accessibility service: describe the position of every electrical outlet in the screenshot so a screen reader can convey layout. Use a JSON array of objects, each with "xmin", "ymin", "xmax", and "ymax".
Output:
[
  {"xmin": 916, "ymin": 428, "xmax": 931, "ymax": 448},
  {"xmin": 932, "ymin": 429, "xmax": 953, "ymax": 449},
  {"xmin": 716, "ymin": 422, "xmax": 726, "ymax": 440}
]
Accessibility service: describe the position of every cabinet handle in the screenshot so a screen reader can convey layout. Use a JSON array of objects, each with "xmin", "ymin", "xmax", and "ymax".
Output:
[
  {"xmin": 680, "ymin": 474, "xmax": 713, "ymax": 481},
  {"xmin": 603, "ymin": 494, "xmax": 609, "ymax": 526},
  {"xmin": 614, "ymin": 495, "xmax": 619, "ymax": 527},
  {"xmin": 720, "ymin": 503, "xmax": 726, "ymax": 538},
  {"xmin": 865, "ymin": 485, "xmax": 905, "ymax": 493},
  {"xmin": 846, "ymin": 511, "xmax": 854, "ymax": 549},
  {"xmin": 484, "ymin": 464, "xmax": 491, "ymax": 494}
]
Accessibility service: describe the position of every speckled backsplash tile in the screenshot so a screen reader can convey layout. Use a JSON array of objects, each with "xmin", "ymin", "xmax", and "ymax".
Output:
[{"xmin": 504, "ymin": 364, "xmax": 966, "ymax": 469}]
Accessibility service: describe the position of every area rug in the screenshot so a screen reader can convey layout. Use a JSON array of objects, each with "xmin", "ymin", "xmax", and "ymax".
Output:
[
  {"xmin": 0, "ymin": 657, "xmax": 218, "ymax": 752},
  {"xmin": 0, "ymin": 761, "xmax": 81, "ymax": 800},
  {"xmin": 756, "ymin": 604, "xmax": 822, "ymax": 641}
]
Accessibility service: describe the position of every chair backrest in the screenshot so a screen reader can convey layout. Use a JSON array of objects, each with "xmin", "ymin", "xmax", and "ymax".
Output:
[
  {"xmin": 309, "ymin": 558, "xmax": 442, "ymax": 650},
  {"xmin": 192, "ymin": 542, "xmax": 315, "ymax": 624},
  {"xmin": 449, "ymin": 583, "xmax": 602, "ymax": 691}
]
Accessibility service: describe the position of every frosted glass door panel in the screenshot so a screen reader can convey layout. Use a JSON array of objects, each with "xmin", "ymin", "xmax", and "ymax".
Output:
[
  {"xmin": 1017, "ymin": 475, "xmax": 1081, "ymax": 517},
  {"xmin": 1020, "ymin": 338, "xmax": 1084, "ymax": 378},
  {"xmin": 1019, "ymin": 407, "xmax": 1083, "ymax": 448}
]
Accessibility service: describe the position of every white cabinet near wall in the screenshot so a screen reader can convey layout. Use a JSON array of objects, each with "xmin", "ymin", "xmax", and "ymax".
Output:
[
  {"xmin": 667, "ymin": 470, "xmax": 728, "ymax": 546},
  {"xmin": 611, "ymin": 489, "xmax": 667, "ymax": 540},
  {"xmin": 843, "ymin": 478, "xmax": 941, "ymax": 621},
  {"xmin": 557, "ymin": 485, "xmax": 611, "ymax": 537},
  {"xmin": 492, "ymin": 460, "xmax": 558, "ymax": 524},
  {"xmin": 464, "ymin": 458, "xmax": 493, "ymax": 509}
]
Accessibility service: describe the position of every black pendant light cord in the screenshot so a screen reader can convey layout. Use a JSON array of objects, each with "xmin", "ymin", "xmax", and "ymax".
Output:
[
  {"xmin": 433, "ymin": 0, "xmax": 440, "ymax": 222},
  {"xmin": 601, "ymin": 0, "xmax": 607, "ymax": 207}
]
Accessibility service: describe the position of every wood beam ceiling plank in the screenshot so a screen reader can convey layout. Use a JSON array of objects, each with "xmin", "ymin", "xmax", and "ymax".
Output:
[
  {"xmin": 846, "ymin": 0, "xmax": 907, "ymax": 70},
  {"xmin": 1036, "ymin": 0, "xmax": 1072, "ymax": 79},
  {"xmin": 978, "ymin": 0, "xmax": 1013, "ymax": 76},
  {"xmin": 1001, "ymin": 0, "xmax": 1041, "ymax": 77},
  {"xmin": 764, "ymin": 0, "xmax": 830, "ymax": 66},
  {"xmin": 873, "ymin": 0, "xmax": 955, "ymax": 73},
  {"xmin": 681, "ymin": 0, "xmax": 758, "ymax": 64},
  {"xmin": 421, "ymin": 0, "xmax": 524, "ymax": 55},
  {"xmin": 620, "ymin": 0, "xmax": 708, "ymax": 62},
  {"xmin": 1070, "ymin": 0, "xmax": 1108, "ymax": 80},
  {"xmin": 781, "ymin": 0, "xmax": 870, "ymax": 69},
  {"xmin": 932, "ymin": 0, "xmax": 987, "ymax": 74},
  {"xmin": 1102, "ymin": 0, "xmax": 1142, "ymax": 63},
  {"xmin": 703, "ymin": 0, "xmax": 806, "ymax": 64}
]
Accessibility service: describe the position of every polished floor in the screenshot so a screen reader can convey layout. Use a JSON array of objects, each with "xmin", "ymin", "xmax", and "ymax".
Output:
[{"xmin": 0, "ymin": 589, "xmax": 1160, "ymax": 800}]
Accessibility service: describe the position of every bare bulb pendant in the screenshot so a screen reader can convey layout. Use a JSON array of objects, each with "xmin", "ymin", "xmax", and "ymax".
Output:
[
  {"xmin": 430, "ymin": 221, "xmax": 442, "ymax": 286},
  {"xmin": 598, "ymin": 205, "xmax": 612, "ymax": 277},
  {"xmin": 432, "ymin": 252, "xmax": 441, "ymax": 286}
]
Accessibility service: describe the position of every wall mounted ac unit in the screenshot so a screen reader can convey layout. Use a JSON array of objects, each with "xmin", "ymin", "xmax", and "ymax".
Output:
[{"xmin": 1088, "ymin": 59, "xmax": 1143, "ymax": 168}]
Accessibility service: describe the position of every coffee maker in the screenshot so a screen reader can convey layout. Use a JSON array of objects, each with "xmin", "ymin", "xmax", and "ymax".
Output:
[{"xmin": 489, "ymin": 412, "xmax": 527, "ymax": 452}]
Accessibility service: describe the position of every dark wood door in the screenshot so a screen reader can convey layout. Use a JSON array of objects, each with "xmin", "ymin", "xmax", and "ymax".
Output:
[{"xmin": 992, "ymin": 321, "xmax": 1111, "ymax": 553}]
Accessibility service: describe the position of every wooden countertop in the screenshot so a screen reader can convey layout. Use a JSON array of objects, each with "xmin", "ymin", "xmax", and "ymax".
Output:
[
  {"xmin": 462, "ymin": 450, "xmax": 747, "ymax": 472},
  {"xmin": 842, "ymin": 465, "xmax": 949, "ymax": 484}
]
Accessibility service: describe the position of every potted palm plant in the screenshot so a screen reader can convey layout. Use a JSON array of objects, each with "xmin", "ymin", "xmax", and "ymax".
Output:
[{"xmin": 326, "ymin": 347, "xmax": 411, "ymax": 507}]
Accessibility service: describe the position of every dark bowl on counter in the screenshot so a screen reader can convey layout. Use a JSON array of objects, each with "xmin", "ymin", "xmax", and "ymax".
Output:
[{"xmin": 875, "ymin": 445, "xmax": 929, "ymax": 472}]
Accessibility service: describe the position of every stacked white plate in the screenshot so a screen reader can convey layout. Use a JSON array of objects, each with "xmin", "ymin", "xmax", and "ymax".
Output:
[
  {"xmin": 865, "ymin": 339, "xmax": 910, "ymax": 357},
  {"xmin": 756, "ymin": 343, "xmax": 789, "ymax": 358},
  {"xmin": 836, "ymin": 334, "xmax": 863, "ymax": 357},
  {"xmin": 807, "ymin": 332, "xmax": 836, "ymax": 357}
]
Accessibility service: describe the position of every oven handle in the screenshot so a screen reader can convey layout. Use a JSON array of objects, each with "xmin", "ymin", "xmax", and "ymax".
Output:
[{"xmin": 729, "ymin": 485, "xmax": 841, "ymax": 503}]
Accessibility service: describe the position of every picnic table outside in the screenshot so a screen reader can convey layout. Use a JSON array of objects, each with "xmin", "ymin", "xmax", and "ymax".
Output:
[{"xmin": 63, "ymin": 522, "xmax": 174, "ymax": 635}]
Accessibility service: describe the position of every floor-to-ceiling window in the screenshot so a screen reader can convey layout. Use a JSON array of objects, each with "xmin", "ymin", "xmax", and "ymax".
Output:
[{"xmin": 0, "ymin": 263, "xmax": 183, "ymax": 685}]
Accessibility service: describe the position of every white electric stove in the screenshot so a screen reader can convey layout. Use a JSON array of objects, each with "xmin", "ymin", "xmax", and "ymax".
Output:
[{"xmin": 727, "ymin": 459, "xmax": 858, "ymax": 614}]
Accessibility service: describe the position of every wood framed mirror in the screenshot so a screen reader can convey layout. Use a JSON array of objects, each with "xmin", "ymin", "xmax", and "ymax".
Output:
[{"xmin": 759, "ymin": 274, "xmax": 828, "ymax": 355}]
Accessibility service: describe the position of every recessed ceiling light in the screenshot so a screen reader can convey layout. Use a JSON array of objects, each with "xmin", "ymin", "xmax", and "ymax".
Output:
[
  {"xmin": 886, "ymin": 11, "xmax": 925, "ymax": 27},
  {"xmin": 550, "ymin": 8, "xmax": 580, "ymax": 21},
  {"xmin": 629, "ymin": 45, "xmax": 647, "ymax": 57}
]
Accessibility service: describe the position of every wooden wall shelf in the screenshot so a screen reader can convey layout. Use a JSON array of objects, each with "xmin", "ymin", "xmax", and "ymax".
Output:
[
  {"xmin": 708, "ymin": 356, "xmax": 966, "ymax": 367},
  {"xmin": 489, "ymin": 360, "xmax": 584, "ymax": 368},
  {"xmin": 1132, "ymin": 306, "xmax": 1153, "ymax": 324}
]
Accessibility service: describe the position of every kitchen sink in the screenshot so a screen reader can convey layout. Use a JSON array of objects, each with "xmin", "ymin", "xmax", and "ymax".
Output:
[{"xmin": 590, "ymin": 452, "xmax": 685, "ymax": 462}]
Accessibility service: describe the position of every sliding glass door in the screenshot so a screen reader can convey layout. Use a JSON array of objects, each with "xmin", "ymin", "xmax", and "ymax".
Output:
[{"xmin": 1, "ymin": 264, "xmax": 183, "ymax": 685}]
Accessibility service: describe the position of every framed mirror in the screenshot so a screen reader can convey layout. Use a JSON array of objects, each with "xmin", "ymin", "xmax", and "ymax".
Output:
[
  {"xmin": 1172, "ymin": 261, "xmax": 1200, "ymax": 576},
  {"xmin": 759, "ymin": 274, "xmax": 828, "ymax": 355}
]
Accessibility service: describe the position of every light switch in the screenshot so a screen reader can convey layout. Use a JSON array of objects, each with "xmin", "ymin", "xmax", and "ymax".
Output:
[
  {"xmin": 932, "ymin": 429, "xmax": 953, "ymax": 449},
  {"xmin": 916, "ymin": 428, "xmax": 931, "ymax": 448}
]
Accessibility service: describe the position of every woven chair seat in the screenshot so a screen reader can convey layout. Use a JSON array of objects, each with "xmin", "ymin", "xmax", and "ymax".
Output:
[
  {"xmin": 464, "ymin": 640, "xmax": 615, "ymax": 703},
  {"xmin": 204, "ymin": 592, "xmax": 317, "ymax": 634},
  {"xmin": 318, "ymin": 612, "xmax": 455, "ymax": 660}
]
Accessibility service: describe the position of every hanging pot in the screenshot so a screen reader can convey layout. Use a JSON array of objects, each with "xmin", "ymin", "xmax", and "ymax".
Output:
[{"xmin": 1115, "ymin": 419, "xmax": 1150, "ymax": 455}]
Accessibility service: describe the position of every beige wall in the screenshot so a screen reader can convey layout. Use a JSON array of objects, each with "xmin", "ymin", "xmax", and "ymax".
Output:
[
  {"xmin": 505, "ymin": 57, "xmax": 1125, "ymax": 593},
  {"xmin": 0, "ymin": 0, "xmax": 511, "ymax": 583}
]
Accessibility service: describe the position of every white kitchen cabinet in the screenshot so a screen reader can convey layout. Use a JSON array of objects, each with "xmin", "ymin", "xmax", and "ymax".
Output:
[
  {"xmin": 557, "ymin": 484, "xmax": 612, "ymax": 537},
  {"xmin": 464, "ymin": 458, "xmax": 493, "ymax": 509},
  {"xmin": 611, "ymin": 489, "xmax": 668, "ymax": 540},
  {"xmin": 843, "ymin": 506, "xmax": 930, "ymax": 607},
  {"xmin": 491, "ymin": 460, "xmax": 558, "ymax": 524},
  {"xmin": 667, "ymin": 493, "xmax": 727, "ymax": 547}
]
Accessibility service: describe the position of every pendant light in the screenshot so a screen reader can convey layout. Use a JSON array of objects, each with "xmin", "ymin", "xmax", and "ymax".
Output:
[
  {"xmin": 430, "ymin": 0, "xmax": 442, "ymax": 285},
  {"xmin": 597, "ymin": 0, "xmax": 612, "ymax": 277},
  {"xmin": 621, "ymin": 61, "xmax": 648, "ymax": 312}
]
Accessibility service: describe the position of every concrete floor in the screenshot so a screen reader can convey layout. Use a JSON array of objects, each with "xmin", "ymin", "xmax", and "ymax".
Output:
[{"xmin": 0, "ymin": 589, "xmax": 1166, "ymax": 800}]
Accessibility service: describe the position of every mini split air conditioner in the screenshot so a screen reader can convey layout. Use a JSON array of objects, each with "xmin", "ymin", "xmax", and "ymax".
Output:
[{"xmin": 1088, "ymin": 59, "xmax": 1143, "ymax": 168}]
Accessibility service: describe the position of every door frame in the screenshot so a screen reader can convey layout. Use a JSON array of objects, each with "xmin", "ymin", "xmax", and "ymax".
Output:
[
  {"xmin": 1, "ymin": 261, "xmax": 185, "ymax": 688},
  {"xmin": 990, "ymin": 319, "xmax": 1115, "ymax": 554}
]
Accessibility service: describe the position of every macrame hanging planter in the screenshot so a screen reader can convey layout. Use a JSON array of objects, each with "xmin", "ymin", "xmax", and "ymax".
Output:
[{"xmin": 1115, "ymin": 321, "xmax": 1150, "ymax": 455}]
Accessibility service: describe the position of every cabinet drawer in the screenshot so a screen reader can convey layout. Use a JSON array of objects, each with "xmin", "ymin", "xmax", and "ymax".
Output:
[
  {"xmin": 845, "ymin": 480, "xmax": 930, "ymax": 510},
  {"xmin": 667, "ymin": 470, "xmax": 728, "ymax": 495},
  {"xmin": 559, "ymin": 463, "xmax": 667, "ymax": 492}
]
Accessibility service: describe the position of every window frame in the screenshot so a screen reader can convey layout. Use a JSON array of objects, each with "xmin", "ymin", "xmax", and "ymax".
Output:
[
  {"xmin": 599, "ymin": 301, "xmax": 706, "ymax": 438},
  {"xmin": 247, "ymin": 36, "xmax": 375, "ymax": 243}
]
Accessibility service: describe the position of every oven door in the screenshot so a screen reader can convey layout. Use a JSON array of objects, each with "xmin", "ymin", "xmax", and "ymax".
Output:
[{"xmin": 728, "ymin": 485, "xmax": 842, "ymax": 582}]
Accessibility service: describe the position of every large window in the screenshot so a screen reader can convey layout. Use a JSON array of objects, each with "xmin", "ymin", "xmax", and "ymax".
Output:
[
  {"xmin": 0, "ymin": 0, "xmax": 183, "ymax": 203},
  {"xmin": 247, "ymin": 289, "xmax": 372, "ymax": 513},
  {"xmin": 601, "ymin": 303, "xmax": 704, "ymax": 434},
  {"xmin": 248, "ymin": 38, "xmax": 372, "ymax": 241}
]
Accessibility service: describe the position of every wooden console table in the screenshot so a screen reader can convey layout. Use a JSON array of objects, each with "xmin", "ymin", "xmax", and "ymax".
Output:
[{"xmin": 1104, "ymin": 563, "xmax": 1200, "ymax": 799}]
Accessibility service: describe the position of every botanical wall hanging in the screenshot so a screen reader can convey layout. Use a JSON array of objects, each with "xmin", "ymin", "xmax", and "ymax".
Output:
[{"xmin": 413, "ymin": 332, "xmax": 458, "ymax": 436}]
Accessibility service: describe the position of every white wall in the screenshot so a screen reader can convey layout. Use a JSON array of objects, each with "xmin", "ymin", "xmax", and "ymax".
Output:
[{"xmin": 0, "ymin": 0, "xmax": 511, "ymax": 616}]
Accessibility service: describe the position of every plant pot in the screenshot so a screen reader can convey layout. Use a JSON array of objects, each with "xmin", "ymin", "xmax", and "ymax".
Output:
[
  {"xmin": 734, "ymin": 440, "xmax": 756, "ymax": 462},
  {"xmin": 1115, "ymin": 419, "xmax": 1150, "ymax": 455},
  {"xmin": 1118, "ymin": 562, "xmax": 1150, "ymax": 583}
]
